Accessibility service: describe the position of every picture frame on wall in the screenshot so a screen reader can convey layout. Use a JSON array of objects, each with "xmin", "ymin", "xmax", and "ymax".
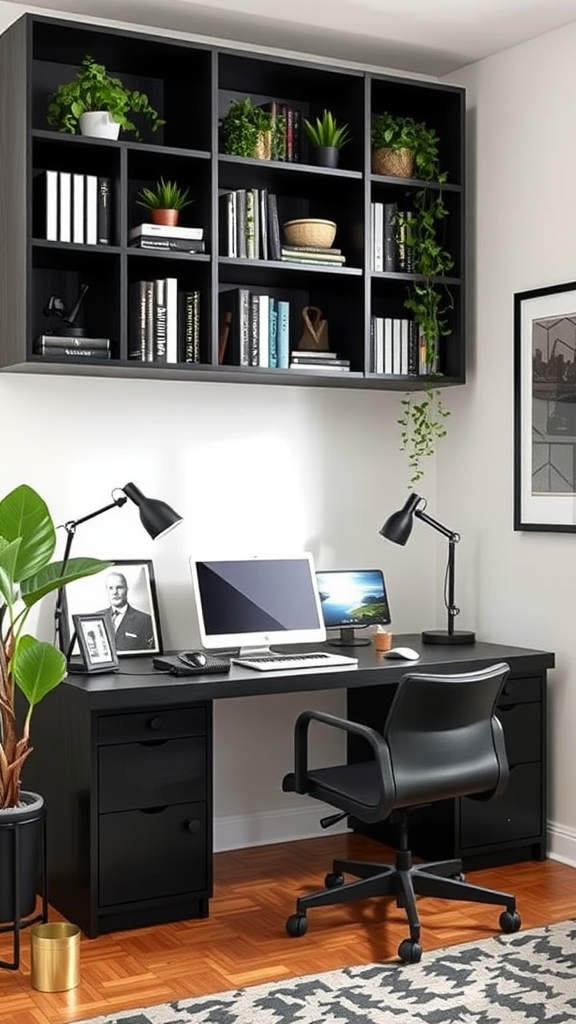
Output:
[
  {"xmin": 514, "ymin": 280, "xmax": 576, "ymax": 531},
  {"xmin": 72, "ymin": 611, "xmax": 119, "ymax": 673},
  {"xmin": 66, "ymin": 559, "xmax": 163, "ymax": 656}
]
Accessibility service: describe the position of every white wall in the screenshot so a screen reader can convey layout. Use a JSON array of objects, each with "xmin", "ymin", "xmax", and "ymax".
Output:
[
  {"xmin": 0, "ymin": 371, "xmax": 437, "ymax": 848},
  {"xmin": 445, "ymin": 23, "xmax": 576, "ymax": 864}
]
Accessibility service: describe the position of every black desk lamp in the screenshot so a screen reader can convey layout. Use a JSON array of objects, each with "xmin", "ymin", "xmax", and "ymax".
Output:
[
  {"xmin": 54, "ymin": 482, "xmax": 183, "ymax": 655},
  {"xmin": 380, "ymin": 492, "xmax": 475, "ymax": 645}
]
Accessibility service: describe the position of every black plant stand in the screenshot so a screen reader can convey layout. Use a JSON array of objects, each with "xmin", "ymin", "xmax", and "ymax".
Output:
[{"xmin": 0, "ymin": 809, "xmax": 48, "ymax": 970}]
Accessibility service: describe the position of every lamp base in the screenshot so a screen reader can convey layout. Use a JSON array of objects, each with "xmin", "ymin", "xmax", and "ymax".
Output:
[{"xmin": 422, "ymin": 629, "xmax": 476, "ymax": 645}]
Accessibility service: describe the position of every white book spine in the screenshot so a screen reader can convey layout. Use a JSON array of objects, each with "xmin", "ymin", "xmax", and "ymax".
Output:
[
  {"xmin": 45, "ymin": 170, "xmax": 58, "ymax": 241},
  {"xmin": 165, "ymin": 277, "xmax": 179, "ymax": 362},
  {"xmin": 257, "ymin": 294, "xmax": 270, "ymax": 367},
  {"xmin": 58, "ymin": 171, "xmax": 71, "ymax": 243},
  {"xmin": 72, "ymin": 174, "xmax": 85, "ymax": 244}
]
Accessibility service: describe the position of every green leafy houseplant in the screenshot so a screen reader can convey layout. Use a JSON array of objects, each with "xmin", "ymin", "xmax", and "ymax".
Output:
[
  {"xmin": 136, "ymin": 178, "xmax": 194, "ymax": 211},
  {"xmin": 46, "ymin": 55, "xmax": 164, "ymax": 139},
  {"xmin": 220, "ymin": 97, "xmax": 285, "ymax": 159},
  {"xmin": 0, "ymin": 485, "xmax": 110, "ymax": 808},
  {"xmin": 380, "ymin": 115, "xmax": 454, "ymax": 486},
  {"xmin": 302, "ymin": 109, "xmax": 350, "ymax": 149}
]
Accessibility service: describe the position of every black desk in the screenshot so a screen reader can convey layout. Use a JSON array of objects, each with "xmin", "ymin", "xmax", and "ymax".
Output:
[{"xmin": 23, "ymin": 635, "xmax": 554, "ymax": 937}]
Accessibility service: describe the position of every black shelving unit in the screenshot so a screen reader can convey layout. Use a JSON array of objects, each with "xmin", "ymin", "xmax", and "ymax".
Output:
[{"xmin": 0, "ymin": 13, "xmax": 465, "ymax": 390}]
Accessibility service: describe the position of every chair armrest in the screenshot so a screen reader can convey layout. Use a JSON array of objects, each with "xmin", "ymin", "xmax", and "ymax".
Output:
[{"xmin": 293, "ymin": 709, "xmax": 394, "ymax": 808}]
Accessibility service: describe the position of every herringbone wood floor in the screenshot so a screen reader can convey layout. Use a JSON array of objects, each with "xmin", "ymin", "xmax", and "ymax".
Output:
[{"xmin": 2, "ymin": 834, "xmax": 576, "ymax": 1024}]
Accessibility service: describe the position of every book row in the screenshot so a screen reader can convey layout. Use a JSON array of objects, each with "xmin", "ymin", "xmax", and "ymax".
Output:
[
  {"xmin": 36, "ymin": 170, "xmax": 111, "ymax": 245},
  {"xmin": 371, "ymin": 316, "xmax": 436, "ymax": 376},
  {"xmin": 371, "ymin": 202, "xmax": 414, "ymax": 274},
  {"xmin": 219, "ymin": 287, "xmax": 291, "ymax": 368},
  {"xmin": 256, "ymin": 101, "xmax": 302, "ymax": 162},
  {"xmin": 129, "ymin": 279, "xmax": 201, "ymax": 363}
]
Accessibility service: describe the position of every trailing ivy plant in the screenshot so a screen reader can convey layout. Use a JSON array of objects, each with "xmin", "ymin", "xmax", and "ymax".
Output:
[
  {"xmin": 220, "ymin": 97, "xmax": 285, "ymax": 159},
  {"xmin": 391, "ymin": 117, "xmax": 455, "ymax": 485}
]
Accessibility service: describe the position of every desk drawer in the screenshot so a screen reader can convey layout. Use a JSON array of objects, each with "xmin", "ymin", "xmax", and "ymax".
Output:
[
  {"xmin": 99, "ymin": 802, "xmax": 207, "ymax": 905},
  {"xmin": 98, "ymin": 707, "xmax": 206, "ymax": 745},
  {"xmin": 460, "ymin": 763, "xmax": 541, "ymax": 848},
  {"xmin": 497, "ymin": 702, "xmax": 541, "ymax": 764},
  {"xmin": 499, "ymin": 675, "xmax": 541, "ymax": 706},
  {"xmin": 99, "ymin": 737, "xmax": 207, "ymax": 812}
]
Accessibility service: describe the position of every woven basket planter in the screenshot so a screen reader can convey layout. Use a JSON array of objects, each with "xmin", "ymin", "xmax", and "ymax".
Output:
[{"xmin": 371, "ymin": 146, "xmax": 414, "ymax": 178}]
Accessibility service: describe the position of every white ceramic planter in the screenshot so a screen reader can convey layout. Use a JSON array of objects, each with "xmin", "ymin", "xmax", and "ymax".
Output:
[{"xmin": 79, "ymin": 111, "xmax": 120, "ymax": 140}]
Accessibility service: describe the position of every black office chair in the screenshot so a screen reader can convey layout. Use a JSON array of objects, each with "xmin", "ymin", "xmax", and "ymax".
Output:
[{"xmin": 282, "ymin": 662, "xmax": 521, "ymax": 963}]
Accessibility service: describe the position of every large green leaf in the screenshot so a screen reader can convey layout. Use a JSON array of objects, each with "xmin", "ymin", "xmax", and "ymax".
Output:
[
  {"xmin": 0, "ymin": 485, "xmax": 55, "ymax": 583},
  {"xmin": 20, "ymin": 556, "xmax": 111, "ymax": 607},
  {"xmin": 12, "ymin": 635, "xmax": 67, "ymax": 707}
]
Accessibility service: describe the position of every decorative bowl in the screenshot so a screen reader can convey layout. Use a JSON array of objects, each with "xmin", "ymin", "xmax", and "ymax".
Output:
[{"xmin": 282, "ymin": 218, "xmax": 337, "ymax": 248}]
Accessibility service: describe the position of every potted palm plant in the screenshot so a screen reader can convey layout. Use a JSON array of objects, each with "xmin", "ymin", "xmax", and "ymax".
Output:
[
  {"xmin": 0, "ymin": 484, "xmax": 109, "ymax": 930},
  {"xmin": 136, "ymin": 178, "xmax": 194, "ymax": 227},
  {"xmin": 302, "ymin": 109, "xmax": 350, "ymax": 168},
  {"xmin": 46, "ymin": 55, "xmax": 164, "ymax": 140}
]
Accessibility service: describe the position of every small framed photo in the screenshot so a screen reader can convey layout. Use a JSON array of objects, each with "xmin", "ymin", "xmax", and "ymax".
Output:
[
  {"xmin": 72, "ymin": 611, "xmax": 119, "ymax": 673},
  {"xmin": 514, "ymin": 280, "xmax": 576, "ymax": 531},
  {"xmin": 66, "ymin": 559, "xmax": 163, "ymax": 656}
]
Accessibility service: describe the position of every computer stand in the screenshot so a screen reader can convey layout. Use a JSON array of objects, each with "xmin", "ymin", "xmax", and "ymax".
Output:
[{"xmin": 327, "ymin": 627, "xmax": 371, "ymax": 647}]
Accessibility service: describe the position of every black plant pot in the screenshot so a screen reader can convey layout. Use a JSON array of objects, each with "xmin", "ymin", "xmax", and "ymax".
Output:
[
  {"xmin": 315, "ymin": 146, "xmax": 339, "ymax": 168},
  {"xmin": 0, "ymin": 791, "xmax": 44, "ymax": 924}
]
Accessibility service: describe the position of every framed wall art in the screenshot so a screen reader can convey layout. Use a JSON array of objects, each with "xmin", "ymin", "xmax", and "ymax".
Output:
[
  {"xmin": 72, "ymin": 611, "xmax": 119, "ymax": 673},
  {"xmin": 66, "ymin": 559, "xmax": 163, "ymax": 656},
  {"xmin": 514, "ymin": 280, "xmax": 576, "ymax": 531}
]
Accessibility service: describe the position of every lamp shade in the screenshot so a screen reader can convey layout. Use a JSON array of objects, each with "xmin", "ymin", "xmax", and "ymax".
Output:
[
  {"xmin": 380, "ymin": 492, "xmax": 421, "ymax": 546},
  {"xmin": 122, "ymin": 482, "xmax": 182, "ymax": 539}
]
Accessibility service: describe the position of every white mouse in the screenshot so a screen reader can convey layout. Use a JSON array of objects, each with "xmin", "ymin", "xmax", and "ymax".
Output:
[{"xmin": 383, "ymin": 647, "xmax": 420, "ymax": 660}]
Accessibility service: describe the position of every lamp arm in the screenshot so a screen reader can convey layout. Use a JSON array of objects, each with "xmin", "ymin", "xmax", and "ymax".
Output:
[
  {"xmin": 414, "ymin": 507, "xmax": 459, "ymax": 543},
  {"xmin": 54, "ymin": 493, "xmax": 128, "ymax": 652}
]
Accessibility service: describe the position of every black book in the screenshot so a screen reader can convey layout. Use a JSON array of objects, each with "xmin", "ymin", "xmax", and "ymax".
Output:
[
  {"xmin": 97, "ymin": 177, "xmax": 111, "ymax": 244},
  {"xmin": 383, "ymin": 202, "xmax": 399, "ymax": 273},
  {"xmin": 130, "ymin": 237, "xmax": 206, "ymax": 253},
  {"xmin": 397, "ymin": 210, "xmax": 415, "ymax": 273},
  {"xmin": 179, "ymin": 290, "xmax": 201, "ymax": 362},
  {"xmin": 34, "ymin": 344, "xmax": 110, "ymax": 359},
  {"xmin": 267, "ymin": 193, "xmax": 282, "ymax": 262}
]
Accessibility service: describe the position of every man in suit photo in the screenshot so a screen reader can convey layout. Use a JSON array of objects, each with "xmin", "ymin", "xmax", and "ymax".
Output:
[{"xmin": 99, "ymin": 570, "xmax": 155, "ymax": 652}]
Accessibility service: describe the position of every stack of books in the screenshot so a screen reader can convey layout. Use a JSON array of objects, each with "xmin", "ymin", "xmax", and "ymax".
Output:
[
  {"xmin": 129, "ymin": 223, "xmax": 205, "ymax": 253},
  {"xmin": 289, "ymin": 350, "xmax": 351, "ymax": 372},
  {"xmin": 34, "ymin": 335, "xmax": 111, "ymax": 359},
  {"xmin": 280, "ymin": 245, "xmax": 346, "ymax": 268}
]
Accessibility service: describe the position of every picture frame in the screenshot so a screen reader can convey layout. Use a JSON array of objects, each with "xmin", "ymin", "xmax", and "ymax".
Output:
[
  {"xmin": 72, "ymin": 611, "xmax": 119, "ymax": 673},
  {"xmin": 514, "ymin": 280, "xmax": 576, "ymax": 531},
  {"xmin": 66, "ymin": 559, "xmax": 163, "ymax": 656}
]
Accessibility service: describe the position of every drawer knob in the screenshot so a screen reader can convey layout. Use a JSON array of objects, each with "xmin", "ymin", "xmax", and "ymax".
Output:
[
  {"xmin": 187, "ymin": 819, "xmax": 201, "ymax": 834},
  {"xmin": 148, "ymin": 716, "xmax": 164, "ymax": 731}
]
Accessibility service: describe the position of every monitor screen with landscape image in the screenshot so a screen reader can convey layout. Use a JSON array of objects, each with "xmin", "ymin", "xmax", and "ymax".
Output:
[{"xmin": 315, "ymin": 568, "xmax": 391, "ymax": 646}]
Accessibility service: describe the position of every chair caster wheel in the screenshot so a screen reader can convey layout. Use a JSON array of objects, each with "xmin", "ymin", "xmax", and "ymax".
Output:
[
  {"xmin": 500, "ymin": 910, "xmax": 521, "ymax": 934},
  {"xmin": 286, "ymin": 913, "xmax": 308, "ymax": 937},
  {"xmin": 398, "ymin": 938, "xmax": 422, "ymax": 963},
  {"xmin": 325, "ymin": 872, "xmax": 345, "ymax": 889}
]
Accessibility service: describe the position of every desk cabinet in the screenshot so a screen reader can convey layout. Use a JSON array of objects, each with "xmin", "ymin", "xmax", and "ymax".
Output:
[
  {"xmin": 347, "ymin": 669, "xmax": 547, "ymax": 868},
  {"xmin": 22, "ymin": 687, "xmax": 213, "ymax": 938}
]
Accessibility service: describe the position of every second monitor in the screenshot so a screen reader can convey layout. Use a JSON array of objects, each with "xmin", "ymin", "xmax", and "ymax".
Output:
[{"xmin": 315, "ymin": 568, "xmax": 391, "ymax": 646}]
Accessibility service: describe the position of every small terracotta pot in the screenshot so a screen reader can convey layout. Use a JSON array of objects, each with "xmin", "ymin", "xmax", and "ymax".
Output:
[{"xmin": 151, "ymin": 208, "xmax": 179, "ymax": 226}]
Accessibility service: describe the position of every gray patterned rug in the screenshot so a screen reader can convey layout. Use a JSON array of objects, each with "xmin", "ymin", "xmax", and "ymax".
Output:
[{"xmin": 74, "ymin": 919, "xmax": 576, "ymax": 1024}]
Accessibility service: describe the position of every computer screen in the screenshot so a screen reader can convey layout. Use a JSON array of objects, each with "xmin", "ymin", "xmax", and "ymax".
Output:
[
  {"xmin": 315, "ymin": 568, "xmax": 391, "ymax": 646},
  {"xmin": 189, "ymin": 553, "xmax": 327, "ymax": 654}
]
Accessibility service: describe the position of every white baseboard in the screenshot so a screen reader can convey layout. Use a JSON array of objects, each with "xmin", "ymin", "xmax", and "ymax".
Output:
[
  {"xmin": 547, "ymin": 821, "xmax": 576, "ymax": 867},
  {"xmin": 214, "ymin": 806, "xmax": 349, "ymax": 852}
]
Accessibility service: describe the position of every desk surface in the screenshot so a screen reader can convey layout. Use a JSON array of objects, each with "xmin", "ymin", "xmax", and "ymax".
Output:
[{"xmin": 64, "ymin": 635, "xmax": 555, "ymax": 711}]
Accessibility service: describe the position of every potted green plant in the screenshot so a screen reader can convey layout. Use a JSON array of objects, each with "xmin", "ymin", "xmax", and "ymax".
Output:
[
  {"xmin": 0, "ymin": 484, "xmax": 109, "ymax": 928},
  {"xmin": 136, "ymin": 178, "xmax": 194, "ymax": 226},
  {"xmin": 46, "ymin": 55, "xmax": 165, "ymax": 140},
  {"xmin": 371, "ymin": 111, "xmax": 441, "ymax": 179},
  {"xmin": 302, "ymin": 109, "xmax": 350, "ymax": 168},
  {"xmin": 220, "ymin": 97, "xmax": 285, "ymax": 160}
]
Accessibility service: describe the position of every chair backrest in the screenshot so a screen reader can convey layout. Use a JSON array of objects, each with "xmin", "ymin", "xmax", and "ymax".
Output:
[{"xmin": 383, "ymin": 662, "xmax": 510, "ymax": 810}]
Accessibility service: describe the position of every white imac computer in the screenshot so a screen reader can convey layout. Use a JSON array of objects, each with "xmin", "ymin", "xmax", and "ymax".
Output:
[{"xmin": 189, "ymin": 553, "xmax": 327, "ymax": 657}]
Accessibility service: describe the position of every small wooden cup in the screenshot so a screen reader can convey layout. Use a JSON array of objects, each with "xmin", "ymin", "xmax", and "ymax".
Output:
[{"xmin": 374, "ymin": 630, "xmax": 393, "ymax": 652}]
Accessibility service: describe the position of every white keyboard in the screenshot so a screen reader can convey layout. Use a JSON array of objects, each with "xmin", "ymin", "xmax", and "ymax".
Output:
[{"xmin": 231, "ymin": 651, "xmax": 358, "ymax": 672}]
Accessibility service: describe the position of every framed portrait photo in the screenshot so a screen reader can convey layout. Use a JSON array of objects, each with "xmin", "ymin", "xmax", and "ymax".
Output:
[
  {"xmin": 66, "ymin": 559, "xmax": 163, "ymax": 657},
  {"xmin": 514, "ymin": 280, "xmax": 576, "ymax": 531},
  {"xmin": 72, "ymin": 611, "xmax": 119, "ymax": 673}
]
